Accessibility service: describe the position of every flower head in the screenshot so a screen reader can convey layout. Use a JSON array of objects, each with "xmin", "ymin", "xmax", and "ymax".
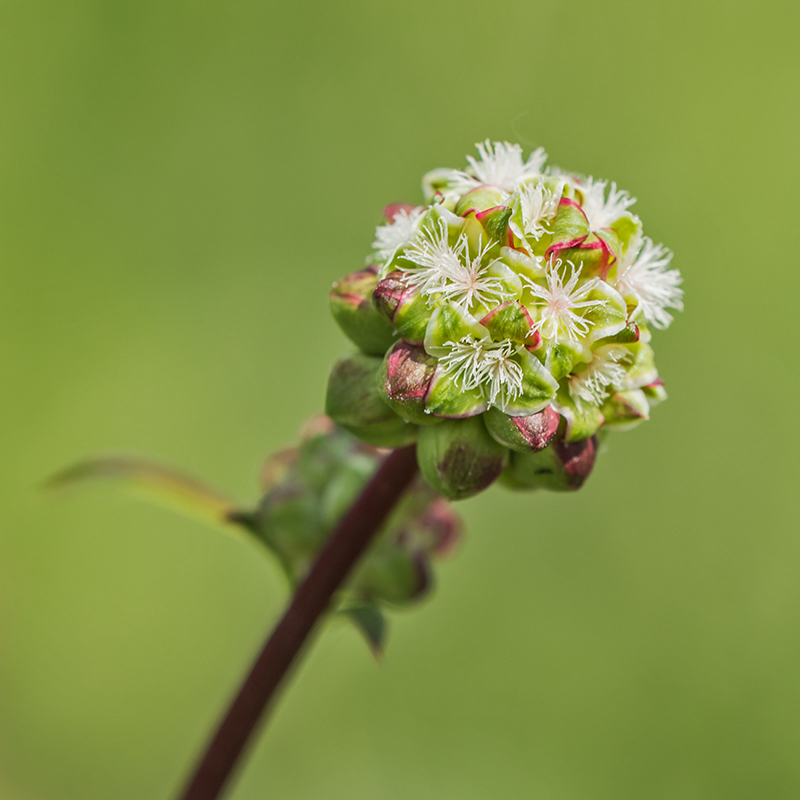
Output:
[
  {"xmin": 616, "ymin": 234, "xmax": 683, "ymax": 329},
  {"xmin": 329, "ymin": 139, "xmax": 683, "ymax": 499}
]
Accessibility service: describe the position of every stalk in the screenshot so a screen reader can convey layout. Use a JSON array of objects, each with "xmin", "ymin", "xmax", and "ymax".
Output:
[{"xmin": 178, "ymin": 444, "xmax": 419, "ymax": 800}]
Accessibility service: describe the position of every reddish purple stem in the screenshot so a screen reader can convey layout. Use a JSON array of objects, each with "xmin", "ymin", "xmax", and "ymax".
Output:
[{"xmin": 178, "ymin": 444, "xmax": 419, "ymax": 800}]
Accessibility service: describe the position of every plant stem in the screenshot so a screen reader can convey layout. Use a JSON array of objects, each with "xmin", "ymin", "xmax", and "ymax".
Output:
[{"xmin": 177, "ymin": 444, "xmax": 419, "ymax": 800}]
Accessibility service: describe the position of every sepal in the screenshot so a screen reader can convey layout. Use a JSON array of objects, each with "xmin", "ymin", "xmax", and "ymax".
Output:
[{"xmin": 484, "ymin": 405, "xmax": 560, "ymax": 452}]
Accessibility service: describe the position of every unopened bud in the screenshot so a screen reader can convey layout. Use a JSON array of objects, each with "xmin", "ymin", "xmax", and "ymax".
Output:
[
  {"xmin": 373, "ymin": 270, "xmax": 408, "ymax": 321},
  {"xmin": 330, "ymin": 268, "xmax": 398, "ymax": 356},
  {"xmin": 417, "ymin": 417, "xmax": 508, "ymax": 500},
  {"xmin": 501, "ymin": 434, "xmax": 598, "ymax": 492},
  {"xmin": 380, "ymin": 340, "xmax": 441, "ymax": 425},
  {"xmin": 325, "ymin": 351, "xmax": 417, "ymax": 447},
  {"xmin": 484, "ymin": 405, "xmax": 560, "ymax": 452}
]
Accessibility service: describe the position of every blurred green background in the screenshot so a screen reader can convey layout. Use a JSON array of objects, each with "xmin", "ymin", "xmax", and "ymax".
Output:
[{"xmin": 1, "ymin": 1, "xmax": 799, "ymax": 798}]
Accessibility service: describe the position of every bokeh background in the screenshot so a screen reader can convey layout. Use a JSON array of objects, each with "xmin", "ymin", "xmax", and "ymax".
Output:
[{"xmin": 1, "ymin": 1, "xmax": 799, "ymax": 798}]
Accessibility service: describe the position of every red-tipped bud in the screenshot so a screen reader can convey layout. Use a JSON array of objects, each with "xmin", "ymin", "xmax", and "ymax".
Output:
[
  {"xmin": 484, "ymin": 405, "xmax": 560, "ymax": 452},
  {"xmin": 380, "ymin": 341, "xmax": 440, "ymax": 425},
  {"xmin": 501, "ymin": 434, "xmax": 598, "ymax": 492},
  {"xmin": 373, "ymin": 270, "xmax": 408, "ymax": 321},
  {"xmin": 330, "ymin": 268, "xmax": 397, "ymax": 355}
]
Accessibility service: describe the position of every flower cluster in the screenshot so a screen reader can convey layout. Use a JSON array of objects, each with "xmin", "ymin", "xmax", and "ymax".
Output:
[
  {"xmin": 254, "ymin": 417, "xmax": 460, "ymax": 651},
  {"xmin": 328, "ymin": 141, "xmax": 682, "ymax": 499}
]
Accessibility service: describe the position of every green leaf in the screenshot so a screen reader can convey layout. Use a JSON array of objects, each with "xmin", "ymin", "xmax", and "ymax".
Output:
[
  {"xmin": 45, "ymin": 456, "xmax": 249, "ymax": 541},
  {"xmin": 339, "ymin": 604, "xmax": 388, "ymax": 659}
]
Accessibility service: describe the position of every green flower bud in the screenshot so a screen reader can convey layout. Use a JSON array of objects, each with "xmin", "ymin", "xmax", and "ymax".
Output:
[
  {"xmin": 253, "ymin": 419, "xmax": 462, "ymax": 649},
  {"xmin": 501, "ymin": 434, "xmax": 598, "ymax": 492},
  {"xmin": 329, "ymin": 140, "xmax": 683, "ymax": 498},
  {"xmin": 417, "ymin": 416, "xmax": 508, "ymax": 500},
  {"xmin": 325, "ymin": 351, "xmax": 417, "ymax": 447},
  {"xmin": 330, "ymin": 268, "xmax": 398, "ymax": 355}
]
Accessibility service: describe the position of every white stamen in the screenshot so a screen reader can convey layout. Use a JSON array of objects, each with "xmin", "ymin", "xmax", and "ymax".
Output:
[
  {"xmin": 372, "ymin": 206, "xmax": 425, "ymax": 264},
  {"xmin": 447, "ymin": 140, "xmax": 548, "ymax": 194},
  {"xmin": 616, "ymin": 234, "xmax": 683, "ymax": 330},
  {"xmin": 580, "ymin": 177, "xmax": 636, "ymax": 230},
  {"xmin": 438, "ymin": 336, "xmax": 524, "ymax": 407},
  {"xmin": 399, "ymin": 219, "xmax": 511, "ymax": 311},
  {"xmin": 525, "ymin": 260, "xmax": 607, "ymax": 342},
  {"xmin": 517, "ymin": 180, "xmax": 561, "ymax": 241},
  {"xmin": 569, "ymin": 345, "xmax": 631, "ymax": 406}
]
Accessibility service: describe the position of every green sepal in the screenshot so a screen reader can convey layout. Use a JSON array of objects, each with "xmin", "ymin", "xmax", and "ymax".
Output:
[
  {"xmin": 393, "ymin": 286, "xmax": 434, "ymax": 345},
  {"xmin": 330, "ymin": 269, "xmax": 398, "ymax": 355},
  {"xmin": 424, "ymin": 365, "xmax": 489, "ymax": 419},
  {"xmin": 484, "ymin": 405, "xmax": 560, "ymax": 453},
  {"xmin": 582, "ymin": 279, "xmax": 628, "ymax": 343},
  {"xmin": 425, "ymin": 203, "xmax": 466, "ymax": 244},
  {"xmin": 500, "ymin": 350, "xmax": 559, "ymax": 417},
  {"xmin": 455, "ymin": 187, "xmax": 506, "ymax": 216},
  {"xmin": 417, "ymin": 417, "xmax": 508, "ymax": 500},
  {"xmin": 545, "ymin": 339, "xmax": 591, "ymax": 382},
  {"xmin": 485, "ymin": 260, "xmax": 523, "ymax": 299},
  {"xmin": 423, "ymin": 303, "xmax": 489, "ymax": 357},
  {"xmin": 422, "ymin": 169, "xmax": 459, "ymax": 205},
  {"xmin": 325, "ymin": 351, "xmax": 418, "ymax": 447},
  {"xmin": 597, "ymin": 322, "xmax": 640, "ymax": 345},
  {"xmin": 553, "ymin": 388, "xmax": 605, "ymax": 442},
  {"xmin": 499, "ymin": 246, "xmax": 546, "ymax": 281},
  {"xmin": 618, "ymin": 341, "xmax": 658, "ymax": 389},
  {"xmin": 611, "ymin": 214, "xmax": 642, "ymax": 255},
  {"xmin": 547, "ymin": 200, "xmax": 589, "ymax": 252},
  {"xmin": 642, "ymin": 380, "xmax": 668, "ymax": 407},
  {"xmin": 601, "ymin": 389, "xmax": 650, "ymax": 431},
  {"xmin": 556, "ymin": 236, "xmax": 610, "ymax": 278},
  {"xmin": 480, "ymin": 301, "xmax": 536, "ymax": 344},
  {"xmin": 479, "ymin": 205, "xmax": 513, "ymax": 245}
]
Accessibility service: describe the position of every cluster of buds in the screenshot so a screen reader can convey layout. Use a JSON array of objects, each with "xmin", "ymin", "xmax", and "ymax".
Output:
[
  {"xmin": 244, "ymin": 417, "xmax": 460, "ymax": 649},
  {"xmin": 328, "ymin": 141, "xmax": 682, "ymax": 500}
]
